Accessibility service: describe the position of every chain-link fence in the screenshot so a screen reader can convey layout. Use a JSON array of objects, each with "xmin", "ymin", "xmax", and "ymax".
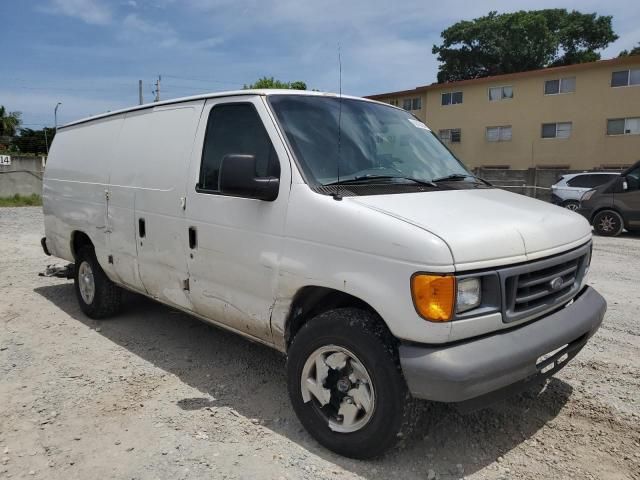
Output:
[
  {"xmin": 473, "ymin": 166, "xmax": 629, "ymax": 203},
  {"xmin": 0, "ymin": 128, "xmax": 55, "ymax": 157},
  {"xmin": 0, "ymin": 125, "xmax": 52, "ymax": 197}
]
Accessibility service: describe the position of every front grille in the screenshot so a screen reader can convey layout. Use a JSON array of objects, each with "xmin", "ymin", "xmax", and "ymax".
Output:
[
  {"xmin": 514, "ymin": 258, "xmax": 580, "ymax": 311},
  {"xmin": 501, "ymin": 243, "xmax": 591, "ymax": 323}
]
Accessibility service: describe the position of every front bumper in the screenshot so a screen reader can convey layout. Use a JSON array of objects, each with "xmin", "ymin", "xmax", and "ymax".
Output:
[{"xmin": 399, "ymin": 286, "xmax": 606, "ymax": 408}]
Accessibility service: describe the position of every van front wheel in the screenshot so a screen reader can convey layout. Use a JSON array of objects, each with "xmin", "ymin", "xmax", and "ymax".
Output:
[
  {"xmin": 287, "ymin": 308, "xmax": 414, "ymax": 459},
  {"xmin": 74, "ymin": 246, "xmax": 123, "ymax": 319}
]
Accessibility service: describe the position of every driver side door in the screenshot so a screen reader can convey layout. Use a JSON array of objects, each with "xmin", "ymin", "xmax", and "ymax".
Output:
[{"xmin": 183, "ymin": 95, "xmax": 292, "ymax": 344}]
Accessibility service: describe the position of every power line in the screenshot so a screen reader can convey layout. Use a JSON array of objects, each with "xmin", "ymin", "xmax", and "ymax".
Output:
[
  {"xmin": 0, "ymin": 84, "xmax": 138, "ymax": 93},
  {"xmin": 162, "ymin": 84, "xmax": 228, "ymax": 92},
  {"xmin": 163, "ymin": 74, "xmax": 242, "ymax": 86}
]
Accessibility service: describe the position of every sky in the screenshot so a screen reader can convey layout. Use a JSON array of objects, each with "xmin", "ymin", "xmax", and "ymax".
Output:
[{"xmin": 1, "ymin": 0, "xmax": 639, "ymax": 128}]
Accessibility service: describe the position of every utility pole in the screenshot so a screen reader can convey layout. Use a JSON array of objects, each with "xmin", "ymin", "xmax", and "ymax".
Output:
[
  {"xmin": 153, "ymin": 75, "xmax": 161, "ymax": 102},
  {"xmin": 138, "ymin": 80, "xmax": 144, "ymax": 105}
]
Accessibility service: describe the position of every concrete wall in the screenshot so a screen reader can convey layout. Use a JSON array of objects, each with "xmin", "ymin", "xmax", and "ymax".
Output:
[
  {"xmin": 0, "ymin": 155, "xmax": 601, "ymax": 204},
  {"xmin": 0, "ymin": 156, "xmax": 45, "ymax": 197}
]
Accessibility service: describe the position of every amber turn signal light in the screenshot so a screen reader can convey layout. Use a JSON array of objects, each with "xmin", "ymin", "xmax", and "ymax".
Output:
[{"xmin": 411, "ymin": 274, "xmax": 456, "ymax": 322}]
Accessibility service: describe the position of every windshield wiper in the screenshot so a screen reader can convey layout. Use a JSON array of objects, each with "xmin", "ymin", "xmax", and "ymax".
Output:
[
  {"xmin": 324, "ymin": 175, "xmax": 438, "ymax": 187},
  {"xmin": 432, "ymin": 173, "xmax": 472, "ymax": 182},
  {"xmin": 432, "ymin": 173, "xmax": 492, "ymax": 186}
]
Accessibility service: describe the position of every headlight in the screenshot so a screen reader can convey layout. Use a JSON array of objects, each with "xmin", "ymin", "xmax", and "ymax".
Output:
[
  {"xmin": 581, "ymin": 189, "xmax": 596, "ymax": 202},
  {"xmin": 456, "ymin": 277, "xmax": 481, "ymax": 313},
  {"xmin": 411, "ymin": 275, "xmax": 482, "ymax": 321}
]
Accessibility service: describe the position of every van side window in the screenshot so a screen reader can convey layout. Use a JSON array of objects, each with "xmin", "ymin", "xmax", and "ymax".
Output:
[{"xmin": 198, "ymin": 103, "xmax": 280, "ymax": 192}]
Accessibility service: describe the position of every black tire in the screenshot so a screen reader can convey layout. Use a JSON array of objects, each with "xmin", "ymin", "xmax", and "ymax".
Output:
[
  {"xmin": 592, "ymin": 210, "xmax": 624, "ymax": 237},
  {"xmin": 74, "ymin": 246, "xmax": 123, "ymax": 319},
  {"xmin": 287, "ymin": 308, "xmax": 415, "ymax": 459},
  {"xmin": 562, "ymin": 200, "xmax": 580, "ymax": 211}
]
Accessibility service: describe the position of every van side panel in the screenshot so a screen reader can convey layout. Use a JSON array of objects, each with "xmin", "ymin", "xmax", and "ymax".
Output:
[
  {"xmin": 108, "ymin": 102, "xmax": 204, "ymax": 306},
  {"xmin": 43, "ymin": 116, "xmax": 124, "ymax": 263}
]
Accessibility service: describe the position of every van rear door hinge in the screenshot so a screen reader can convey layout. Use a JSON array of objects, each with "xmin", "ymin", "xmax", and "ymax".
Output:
[
  {"xmin": 105, "ymin": 189, "xmax": 110, "ymax": 201},
  {"xmin": 183, "ymin": 278, "xmax": 190, "ymax": 291}
]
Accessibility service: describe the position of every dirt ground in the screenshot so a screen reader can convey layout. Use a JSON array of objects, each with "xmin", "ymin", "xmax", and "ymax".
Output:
[{"xmin": 1, "ymin": 207, "xmax": 639, "ymax": 480}]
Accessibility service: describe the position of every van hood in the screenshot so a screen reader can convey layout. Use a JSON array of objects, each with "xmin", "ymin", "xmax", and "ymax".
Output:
[{"xmin": 350, "ymin": 188, "xmax": 592, "ymax": 270}]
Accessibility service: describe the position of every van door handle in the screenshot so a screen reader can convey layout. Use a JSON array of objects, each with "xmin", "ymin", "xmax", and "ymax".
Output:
[
  {"xmin": 138, "ymin": 218, "xmax": 146, "ymax": 238},
  {"xmin": 188, "ymin": 226, "xmax": 197, "ymax": 249}
]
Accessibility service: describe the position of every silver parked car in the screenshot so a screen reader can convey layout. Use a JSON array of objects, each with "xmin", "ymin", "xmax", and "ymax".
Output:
[{"xmin": 551, "ymin": 172, "xmax": 620, "ymax": 211}]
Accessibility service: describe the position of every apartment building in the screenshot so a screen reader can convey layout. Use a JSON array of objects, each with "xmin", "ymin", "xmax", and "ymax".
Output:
[{"xmin": 366, "ymin": 57, "xmax": 640, "ymax": 170}]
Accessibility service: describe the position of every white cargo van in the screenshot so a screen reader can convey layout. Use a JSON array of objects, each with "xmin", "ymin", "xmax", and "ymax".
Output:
[{"xmin": 42, "ymin": 90, "xmax": 606, "ymax": 458}]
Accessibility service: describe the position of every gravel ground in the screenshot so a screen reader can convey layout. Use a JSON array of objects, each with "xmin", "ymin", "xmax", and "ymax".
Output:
[{"xmin": 1, "ymin": 207, "xmax": 639, "ymax": 480}]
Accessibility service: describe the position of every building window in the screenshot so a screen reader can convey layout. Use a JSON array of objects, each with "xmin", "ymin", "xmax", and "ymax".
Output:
[
  {"xmin": 542, "ymin": 122, "xmax": 572, "ymax": 139},
  {"xmin": 611, "ymin": 69, "xmax": 640, "ymax": 87},
  {"xmin": 486, "ymin": 126, "xmax": 512, "ymax": 142},
  {"xmin": 488, "ymin": 86, "xmax": 513, "ymax": 101},
  {"xmin": 389, "ymin": 99, "xmax": 398, "ymax": 106},
  {"xmin": 439, "ymin": 128, "xmax": 461, "ymax": 144},
  {"xmin": 544, "ymin": 77, "xmax": 576, "ymax": 95},
  {"xmin": 401, "ymin": 97, "xmax": 422, "ymax": 111},
  {"xmin": 607, "ymin": 117, "xmax": 640, "ymax": 135},
  {"xmin": 441, "ymin": 91, "xmax": 463, "ymax": 106}
]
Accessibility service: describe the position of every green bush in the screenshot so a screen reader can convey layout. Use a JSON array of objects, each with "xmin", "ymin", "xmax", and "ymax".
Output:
[{"xmin": 0, "ymin": 193, "xmax": 42, "ymax": 207}]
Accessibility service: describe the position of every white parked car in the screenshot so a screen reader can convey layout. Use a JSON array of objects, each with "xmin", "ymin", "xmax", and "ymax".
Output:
[
  {"xmin": 551, "ymin": 172, "xmax": 619, "ymax": 210},
  {"xmin": 42, "ymin": 90, "xmax": 606, "ymax": 458}
]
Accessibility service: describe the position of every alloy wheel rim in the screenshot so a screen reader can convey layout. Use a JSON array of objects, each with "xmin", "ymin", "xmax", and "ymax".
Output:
[
  {"xmin": 78, "ymin": 261, "xmax": 95, "ymax": 304},
  {"xmin": 300, "ymin": 345, "xmax": 375, "ymax": 433},
  {"xmin": 566, "ymin": 203, "xmax": 579, "ymax": 211},
  {"xmin": 599, "ymin": 215, "xmax": 617, "ymax": 233}
]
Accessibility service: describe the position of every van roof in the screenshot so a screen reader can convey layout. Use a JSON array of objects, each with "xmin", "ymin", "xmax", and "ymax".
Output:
[{"xmin": 60, "ymin": 90, "xmax": 387, "ymax": 129}]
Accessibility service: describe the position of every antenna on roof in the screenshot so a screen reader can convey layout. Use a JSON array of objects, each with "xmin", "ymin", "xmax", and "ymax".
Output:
[{"xmin": 332, "ymin": 44, "xmax": 343, "ymax": 201}]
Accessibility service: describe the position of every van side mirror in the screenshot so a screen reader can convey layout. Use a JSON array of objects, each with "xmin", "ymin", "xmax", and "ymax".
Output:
[
  {"xmin": 219, "ymin": 154, "xmax": 279, "ymax": 201},
  {"xmin": 611, "ymin": 176, "xmax": 627, "ymax": 193}
]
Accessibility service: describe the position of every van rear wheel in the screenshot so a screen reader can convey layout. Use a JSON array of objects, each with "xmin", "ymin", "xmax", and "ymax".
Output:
[
  {"xmin": 593, "ymin": 210, "xmax": 624, "ymax": 237},
  {"xmin": 74, "ymin": 246, "xmax": 123, "ymax": 319},
  {"xmin": 287, "ymin": 308, "xmax": 415, "ymax": 459}
]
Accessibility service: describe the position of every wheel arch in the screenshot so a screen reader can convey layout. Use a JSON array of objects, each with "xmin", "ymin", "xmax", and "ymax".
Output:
[
  {"xmin": 70, "ymin": 230, "xmax": 94, "ymax": 260},
  {"xmin": 283, "ymin": 286, "xmax": 392, "ymax": 351}
]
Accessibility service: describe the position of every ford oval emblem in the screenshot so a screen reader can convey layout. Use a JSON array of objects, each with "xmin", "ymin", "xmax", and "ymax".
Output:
[{"xmin": 549, "ymin": 277, "xmax": 564, "ymax": 291}]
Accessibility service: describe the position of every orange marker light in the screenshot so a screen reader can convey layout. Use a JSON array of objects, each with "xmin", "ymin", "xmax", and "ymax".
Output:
[{"xmin": 411, "ymin": 275, "xmax": 456, "ymax": 322}]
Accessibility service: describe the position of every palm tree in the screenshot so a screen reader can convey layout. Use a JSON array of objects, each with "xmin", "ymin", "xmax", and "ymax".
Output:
[{"xmin": 0, "ymin": 105, "xmax": 22, "ymax": 137}]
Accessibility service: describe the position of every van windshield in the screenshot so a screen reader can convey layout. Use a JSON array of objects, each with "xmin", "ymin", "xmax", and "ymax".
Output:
[{"xmin": 268, "ymin": 95, "xmax": 471, "ymax": 188}]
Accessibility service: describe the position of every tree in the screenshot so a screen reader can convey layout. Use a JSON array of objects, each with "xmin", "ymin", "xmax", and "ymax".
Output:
[
  {"xmin": 432, "ymin": 10, "xmax": 618, "ymax": 83},
  {"xmin": 12, "ymin": 128, "xmax": 56, "ymax": 155},
  {"xmin": 0, "ymin": 105, "xmax": 22, "ymax": 137},
  {"xmin": 244, "ymin": 77, "xmax": 307, "ymax": 90},
  {"xmin": 619, "ymin": 43, "xmax": 640, "ymax": 57}
]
